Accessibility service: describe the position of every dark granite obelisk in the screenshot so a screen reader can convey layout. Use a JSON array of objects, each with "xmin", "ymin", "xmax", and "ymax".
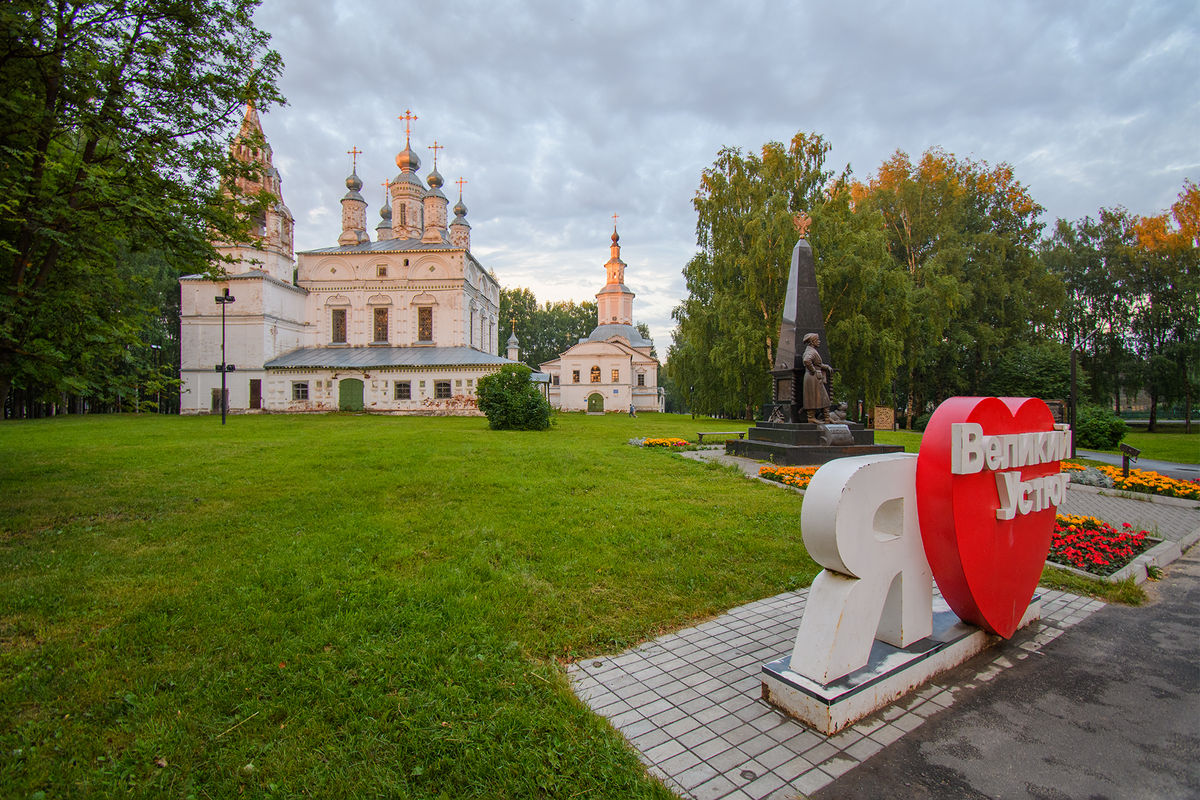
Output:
[
  {"xmin": 727, "ymin": 227, "xmax": 902, "ymax": 466},
  {"xmin": 768, "ymin": 238, "xmax": 830, "ymax": 423}
]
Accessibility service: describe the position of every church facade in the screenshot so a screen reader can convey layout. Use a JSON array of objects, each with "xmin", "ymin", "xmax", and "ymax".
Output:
[
  {"xmin": 179, "ymin": 106, "xmax": 511, "ymax": 414},
  {"xmin": 539, "ymin": 229, "xmax": 663, "ymax": 413}
]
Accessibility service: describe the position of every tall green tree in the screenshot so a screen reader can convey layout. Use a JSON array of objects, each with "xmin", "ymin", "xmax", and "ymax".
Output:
[
  {"xmin": 852, "ymin": 149, "xmax": 1058, "ymax": 424},
  {"xmin": 1044, "ymin": 182, "xmax": 1199, "ymax": 430},
  {"xmin": 498, "ymin": 287, "xmax": 601, "ymax": 368},
  {"xmin": 0, "ymin": 0, "xmax": 283, "ymax": 413},
  {"xmin": 670, "ymin": 132, "xmax": 835, "ymax": 418}
]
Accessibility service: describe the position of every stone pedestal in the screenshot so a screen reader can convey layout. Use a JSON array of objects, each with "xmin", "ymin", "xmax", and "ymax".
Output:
[
  {"xmin": 761, "ymin": 595, "xmax": 1042, "ymax": 734},
  {"xmin": 727, "ymin": 421, "xmax": 903, "ymax": 466}
]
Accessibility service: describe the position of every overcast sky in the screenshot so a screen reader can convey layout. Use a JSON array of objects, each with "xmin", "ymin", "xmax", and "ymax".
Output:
[{"xmin": 252, "ymin": 0, "xmax": 1198, "ymax": 351}]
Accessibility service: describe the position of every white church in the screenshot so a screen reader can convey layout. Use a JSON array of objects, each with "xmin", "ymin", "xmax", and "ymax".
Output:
[
  {"xmin": 538, "ymin": 227, "xmax": 663, "ymax": 413},
  {"xmin": 179, "ymin": 106, "xmax": 514, "ymax": 413}
]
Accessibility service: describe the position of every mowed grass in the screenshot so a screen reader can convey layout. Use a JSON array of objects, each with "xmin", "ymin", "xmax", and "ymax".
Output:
[
  {"xmin": 0, "ymin": 412, "xmax": 817, "ymax": 799},
  {"xmin": 1112, "ymin": 431, "xmax": 1199, "ymax": 464}
]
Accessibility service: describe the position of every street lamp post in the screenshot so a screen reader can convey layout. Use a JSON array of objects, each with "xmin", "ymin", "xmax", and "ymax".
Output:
[
  {"xmin": 1069, "ymin": 325, "xmax": 1104, "ymax": 458},
  {"xmin": 215, "ymin": 288, "xmax": 236, "ymax": 425}
]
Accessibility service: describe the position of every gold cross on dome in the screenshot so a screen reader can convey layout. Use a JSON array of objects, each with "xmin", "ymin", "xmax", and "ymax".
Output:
[
  {"xmin": 611, "ymin": 212, "xmax": 619, "ymax": 229},
  {"xmin": 381, "ymin": 177, "xmax": 391, "ymax": 199},
  {"xmin": 399, "ymin": 109, "xmax": 419, "ymax": 144},
  {"xmin": 427, "ymin": 140, "xmax": 443, "ymax": 169},
  {"xmin": 347, "ymin": 146, "xmax": 362, "ymax": 171},
  {"xmin": 510, "ymin": 315, "xmax": 517, "ymax": 334},
  {"xmin": 455, "ymin": 176, "xmax": 468, "ymax": 198}
]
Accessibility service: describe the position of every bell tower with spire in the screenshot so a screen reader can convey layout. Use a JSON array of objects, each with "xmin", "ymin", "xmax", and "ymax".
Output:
[
  {"xmin": 218, "ymin": 100, "xmax": 295, "ymax": 283},
  {"xmin": 596, "ymin": 219, "xmax": 635, "ymax": 326}
]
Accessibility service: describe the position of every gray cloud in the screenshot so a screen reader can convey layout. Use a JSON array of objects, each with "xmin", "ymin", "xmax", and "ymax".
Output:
[{"xmin": 254, "ymin": 0, "xmax": 1198, "ymax": 351}]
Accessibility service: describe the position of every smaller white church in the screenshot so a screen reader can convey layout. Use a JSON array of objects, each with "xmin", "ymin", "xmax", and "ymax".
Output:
[{"xmin": 539, "ymin": 228, "xmax": 663, "ymax": 413}]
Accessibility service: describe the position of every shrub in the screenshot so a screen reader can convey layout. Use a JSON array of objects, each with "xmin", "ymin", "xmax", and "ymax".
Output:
[
  {"xmin": 913, "ymin": 412, "xmax": 933, "ymax": 432},
  {"xmin": 476, "ymin": 365, "xmax": 552, "ymax": 430},
  {"xmin": 1074, "ymin": 404, "xmax": 1127, "ymax": 449}
]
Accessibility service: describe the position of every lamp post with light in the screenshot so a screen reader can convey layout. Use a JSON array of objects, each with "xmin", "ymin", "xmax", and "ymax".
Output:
[{"xmin": 215, "ymin": 288, "xmax": 236, "ymax": 425}]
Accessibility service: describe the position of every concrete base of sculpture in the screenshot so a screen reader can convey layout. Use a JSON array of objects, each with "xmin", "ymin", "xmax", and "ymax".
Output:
[
  {"xmin": 727, "ymin": 421, "xmax": 903, "ymax": 466},
  {"xmin": 760, "ymin": 595, "xmax": 1042, "ymax": 735}
]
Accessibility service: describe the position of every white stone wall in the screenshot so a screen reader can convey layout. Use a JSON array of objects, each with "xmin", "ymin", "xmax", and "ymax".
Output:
[
  {"xmin": 542, "ymin": 341, "xmax": 659, "ymax": 412},
  {"xmin": 179, "ymin": 274, "xmax": 307, "ymax": 414},
  {"xmin": 263, "ymin": 365, "xmax": 494, "ymax": 413}
]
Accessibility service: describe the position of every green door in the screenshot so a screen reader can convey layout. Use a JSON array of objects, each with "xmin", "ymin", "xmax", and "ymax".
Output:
[
  {"xmin": 339, "ymin": 378, "xmax": 364, "ymax": 411},
  {"xmin": 587, "ymin": 393, "xmax": 604, "ymax": 413}
]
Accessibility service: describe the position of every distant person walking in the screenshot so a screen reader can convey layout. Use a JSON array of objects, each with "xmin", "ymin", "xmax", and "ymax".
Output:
[{"xmin": 629, "ymin": 403, "xmax": 637, "ymax": 418}]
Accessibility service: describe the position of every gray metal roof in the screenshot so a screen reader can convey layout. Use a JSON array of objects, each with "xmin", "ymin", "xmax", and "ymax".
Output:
[
  {"xmin": 299, "ymin": 237, "xmax": 459, "ymax": 255},
  {"xmin": 265, "ymin": 346, "xmax": 516, "ymax": 370},
  {"xmin": 584, "ymin": 323, "xmax": 653, "ymax": 348}
]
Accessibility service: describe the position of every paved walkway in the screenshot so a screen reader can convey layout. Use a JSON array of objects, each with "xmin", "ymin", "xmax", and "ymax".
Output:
[
  {"xmin": 569, "ymin": 586, "xmax": 1105, "ymax": 799},
  {"xmin": 1076, "ymin": 448, "xmax": 1199, "ymax": 481},
  {"xmin": 568, "ymin": 450, "xmax": 1200, "ymax": 799}
]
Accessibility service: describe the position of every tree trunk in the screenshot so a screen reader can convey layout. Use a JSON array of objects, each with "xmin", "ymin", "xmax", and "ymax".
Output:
[
  {"xmin": 1147, "ymin": 391, "xmax": 1158, "ymax": 433},
  {"xmin": 1186, "ymin": 382, "xmax": 1193, "ymax": 434},
  {"xmin": 0, "ymin": 373, "xmax": 10, "ymax": 420}
]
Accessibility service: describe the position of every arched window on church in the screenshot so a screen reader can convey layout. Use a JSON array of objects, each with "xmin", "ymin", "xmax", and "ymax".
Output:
[{"xmin": 590, "ymin": 366, "xmax": 601, "ymax": 383}]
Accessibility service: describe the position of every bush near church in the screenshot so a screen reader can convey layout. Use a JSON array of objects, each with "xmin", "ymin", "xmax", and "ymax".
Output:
[
  {"xmin": 1074, "ymin": 404, "xmax": 1127, "ymax": 449},
  {"xmin": 476, "ymin": 364, "xmax": 552, "ymax": 430}
]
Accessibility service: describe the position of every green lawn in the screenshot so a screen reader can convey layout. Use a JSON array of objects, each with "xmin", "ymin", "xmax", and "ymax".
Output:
[
  {"xmin": 0, "ymin": 412, "xmax": 816, "ymax": 799},
  {"xmin": 1110, "ymin": 431, "xmax": 1199, "ymax": 464}
]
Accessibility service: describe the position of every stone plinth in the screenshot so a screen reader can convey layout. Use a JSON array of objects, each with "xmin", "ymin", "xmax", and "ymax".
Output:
[
  {"xmin": 761, "ymin": 595, "xmax": 1042, "ymax": 734},
  {"xmin": 727, "ymin": 421, "xmax": 903, "ymax": 466}
]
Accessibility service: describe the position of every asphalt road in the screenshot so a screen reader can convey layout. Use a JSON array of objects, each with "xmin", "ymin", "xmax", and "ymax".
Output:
[{"xmin": 812, "ymin": 550, "xmax": 1200, "ymax": 800}]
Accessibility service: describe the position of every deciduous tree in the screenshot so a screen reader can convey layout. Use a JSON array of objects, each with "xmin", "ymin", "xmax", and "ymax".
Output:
[{"xmin": 0, "ymin": 0, "xmax": 283, "ymax": 413}]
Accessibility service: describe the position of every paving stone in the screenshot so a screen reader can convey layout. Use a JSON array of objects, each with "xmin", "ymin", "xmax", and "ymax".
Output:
[
  {"xmin": 674, "ymin": 761, "xmax": 722, "ymax": 793},
  {"xmin": 644, "ymin": 738, "xmax": 686, "ymax": 764},
  {"xmin": 738, "ymin": 732, "xmax": 780, "ymax": 759},
  {"xmin": 705, "ymin": 715, "xmax": 742, "ymax": 736},
  {"xmin": 754, "ymin": 743, "xmax": 801, "ymax": 771},
  {"xmin": 631, "ymin": 728, "xmax": 670, "ymax": 752},
  {"xmin": 741, "ymin": 769, "xmax": 786, "ymax": 798},
  {"xmin": 706, "ymin": 745, "xmax": 753, "ymax": 773},
  {"xmin": 817, "ymin": 755, "xmax": 858, "ymax": 779},
  {"xmin": 677, "ymin": 724, "xmax": 718, "ymax": 750},
  {"xmin": 774, "ymin": 753, "xmax": 816, "ymax": 783},
  {"xmin": 658, "ymin": 749, "xmax": 702, "ymax": 778},
  {"xmin": 845, "ymin": 736, "xmax": 885, "ymax": 762},
  {"xmin": 791, "ymin": 766, "xmax": 834, "ymax": 795},
  {"xmin": 688, "ymin": 774, "xmax": 738, "ymax": 800},
  {"xmin": 637, "ymin": 698, "xmax": 674, "ymax": 717},
  {"xmin": 662, "ymin": 716, "xmax": 703, "ymax": 738},
  {"xmin": 690, "ymin": 735, "xmax": 733, "ymax": 761},
  {"xmin": 649, "ymin": 707, "xmax": 686, "ymax": 727},
  {"xmin": 867, "ymin": 723, "xmax": 905, "ymax": 747},
  {"xmin": 694, "ymin": 704, "xmax": 729, "ymax": 725}
]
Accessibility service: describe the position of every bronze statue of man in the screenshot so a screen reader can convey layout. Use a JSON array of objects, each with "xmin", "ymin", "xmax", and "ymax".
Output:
[{"xmin": 802, "ymin": 332, "xmax": 832, "ymax": 421}]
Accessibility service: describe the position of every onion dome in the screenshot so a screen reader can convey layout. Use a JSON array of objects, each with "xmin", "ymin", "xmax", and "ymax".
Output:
[
  {"xmin": 395, "ymin": 145, "xmax": 421, "ymax": 173},
  {"xmin": 612, "ymin": 228, "xmax": 619, "ymax": 244},
  {"xmin": 426, "ymin": 167, "xmax": 444, "ymax": 190},
  {"xmin": 380, "ymin": 202, "xmax": 392, "ymax": 221},
  {"xmin": 453, "ymin": 197, "xmax": 467, "ymax": 218},
  {"xmin": 345, "ymin": 171, "xmax": 363, "ymax": 192}
]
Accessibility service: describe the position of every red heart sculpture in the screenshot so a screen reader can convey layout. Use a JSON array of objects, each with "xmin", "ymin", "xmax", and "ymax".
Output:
[{"xmin": 915, "ymin": 397, "xmax": 1060, "ymax": 638}]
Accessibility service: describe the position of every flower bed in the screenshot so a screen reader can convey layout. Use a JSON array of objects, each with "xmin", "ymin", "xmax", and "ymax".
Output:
[
  {"xmin": 1048, "ymin": 514, "xmax": 1154, "ymax": 576},
  {"xmin": 758, "ymin": 464, "xmax": 819, "ymax": 491},
  {"xmin": 1061, "ymin": 461, "xmax": 1200, "ymax": 501},
  {"xmin": 641, "ymin": 437, "xmax": 690, "ymax": 448}
]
